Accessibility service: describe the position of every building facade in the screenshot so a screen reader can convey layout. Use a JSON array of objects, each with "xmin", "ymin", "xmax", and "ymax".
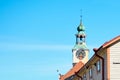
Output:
[{"xmin": 59, "ymin": 19, "xmax": 120, "ymax": 80}]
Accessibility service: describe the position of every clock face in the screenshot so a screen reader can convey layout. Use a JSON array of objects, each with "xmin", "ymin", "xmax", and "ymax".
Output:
[{"xmin": 76, "ymin": 49, "xmax": 86, "ymax": 60}]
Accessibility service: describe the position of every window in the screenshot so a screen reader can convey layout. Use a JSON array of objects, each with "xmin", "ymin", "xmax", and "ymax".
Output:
[
  {"xmin": 83, "ymin": 73, "xmax": 87, "ymax": 80},
  {"xmin": 97, "ymin": 60, "xmax": 101, "ymax": 72},
  {"xmin": 89, "ymin": 68, "xmax": 92, "ymax": 78}
]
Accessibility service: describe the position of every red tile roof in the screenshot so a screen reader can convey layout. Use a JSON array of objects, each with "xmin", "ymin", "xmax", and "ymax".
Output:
[
  {"xmin": 93, "ymin": 35, "xmax": 120, "ymax": 52},
  {"xmin": 102, "ymin": 35, "xmax": 120, "ymax": 48},
  {"xmin": 59, "ymin": 61, "xmax": 84, "ymax": 80}
]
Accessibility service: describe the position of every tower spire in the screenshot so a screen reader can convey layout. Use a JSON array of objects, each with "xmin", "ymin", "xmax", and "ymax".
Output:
[
  {"xmin": 76, "ymin": 10, "xmax": 85, "ymax": 43},
  {"xmin": 80, "ymin": 9, "xmax": 82, "ymax": 25}
]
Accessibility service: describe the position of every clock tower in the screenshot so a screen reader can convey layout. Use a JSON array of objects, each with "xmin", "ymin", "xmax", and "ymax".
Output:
[{"xmin": 72, "ymin": 17, "xmax": 89, "ymax": 66}]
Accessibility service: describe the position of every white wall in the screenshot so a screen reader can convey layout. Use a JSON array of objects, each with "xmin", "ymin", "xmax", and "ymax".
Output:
[{"xmin": 110, "ymin": 41, "xmax": 120, "ymax": 80}]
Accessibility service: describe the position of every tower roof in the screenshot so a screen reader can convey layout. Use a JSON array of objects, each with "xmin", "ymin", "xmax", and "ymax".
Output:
[
  {"xmin": 72, "ymin": 42, "xmax": 88, "ymax": 50},
  {"xmin": 77, "ymin": 12, "xmax": 85, "ymax": 32},
  {"xmin": 77, "ymin": 22, "xmax": 85, "ymax": 32},
  {"xmin": 73, "ymin": 15, "xmax": 87, "ymax": 50}
]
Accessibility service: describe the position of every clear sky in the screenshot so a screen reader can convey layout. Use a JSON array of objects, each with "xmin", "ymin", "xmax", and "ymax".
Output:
[{"xmin": 0, "ymin": 0, "xmax": 120, "ymax": 80}]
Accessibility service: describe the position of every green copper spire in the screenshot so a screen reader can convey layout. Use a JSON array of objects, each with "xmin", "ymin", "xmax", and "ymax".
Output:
[
  {"xmin": 72, "ymin": 13, "xmax": 88, "ymax": 50},
  {"xmin": 72, "ymin": 42, "xmax": 88, "ymax": 50},
  {"xmin": 77, "ymin": 22, "xmax": 85, "ymax": 31},
  {"xmin": 77, "ymin": 14, "xmax": 86, "ymax": 38},
  {"xmin": 77, "ymin": 14, "xmax": 85, "ymax": 32}
]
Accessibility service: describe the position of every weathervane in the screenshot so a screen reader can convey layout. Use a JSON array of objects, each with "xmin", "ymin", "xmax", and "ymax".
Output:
[{"xmin": 80, "ymin": 9, "xmax": 83, "ymax": 24}]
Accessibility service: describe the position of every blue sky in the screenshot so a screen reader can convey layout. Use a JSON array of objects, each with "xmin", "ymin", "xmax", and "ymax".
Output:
[{"xmin": 0, "ymin": 0, "xmax": 120, "ymax": 80}]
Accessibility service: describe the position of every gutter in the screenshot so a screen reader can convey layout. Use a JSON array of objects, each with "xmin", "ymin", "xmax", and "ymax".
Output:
[{"xmin": 94, "ymin": 47, "xmax": 104, "ymax": 80}]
